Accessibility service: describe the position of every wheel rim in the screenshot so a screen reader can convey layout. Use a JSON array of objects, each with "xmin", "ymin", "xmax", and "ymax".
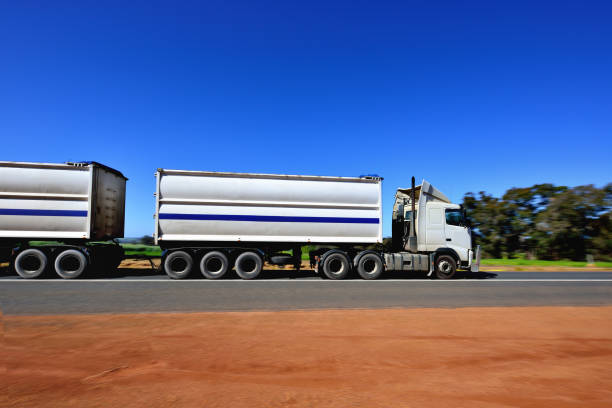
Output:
[
  {"xmin": 241, "ymin": 257, "xmax": 257, "ymax": 273},
  {"xmin": 60, "ymin": 255, "xmax": 82, "ymax": 273},
  {"xmin": 363, "ymin": 259, "xmax": 376, "ymax": 274},
  {"xmin": 329, "ymin": 258, "xmax": 344, "ymax": 274},
  {"xmin": 206, "ymin": 257, "xmax": 223, "ymax": 274},
  {"xmin": 438, "ymin": 260, "xmax": 452, "ymax": 274},
  {"xmin": 170, "ymin": 257, "xmax": 188, "ymax": 272},
  {"xmin": 22, "ymin": 255, "xmax": 42, "ymax": 272}
]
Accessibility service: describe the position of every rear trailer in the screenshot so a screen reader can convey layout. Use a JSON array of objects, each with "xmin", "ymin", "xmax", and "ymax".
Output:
[
  {"xmin": 0, "ymin": 161, "xmax": 127, "ymax": 279},
  {"xmin": 154, "ymin": 169, "xmax": 383, "ymax": 279}
]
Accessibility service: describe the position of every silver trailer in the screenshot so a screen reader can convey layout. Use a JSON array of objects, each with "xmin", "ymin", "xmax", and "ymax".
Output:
[
  {"xmin": 155, "ymin": 169, "xmax": 382, "ymax": 245},
  {"xmin": 0, "ymin": 161, "xmax": 127, "ymax": 279},
  {"xmin": 154, "ymin": 169, "xmax": 479, "ymax": 280}
]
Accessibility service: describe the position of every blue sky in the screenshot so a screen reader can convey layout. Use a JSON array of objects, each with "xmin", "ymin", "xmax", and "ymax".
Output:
[{"xmin": 2, "ymin": 1, "xmax": 611, "ymax": 237}]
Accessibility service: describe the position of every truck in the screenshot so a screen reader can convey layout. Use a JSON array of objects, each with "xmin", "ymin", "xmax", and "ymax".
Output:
[
  {"xmin": 154, "ymin": 169, "xmax": 480, "ymax": 280},
  {"xmin": 0, "ymin": 161, "xmax": 127, "ymax": 279}
]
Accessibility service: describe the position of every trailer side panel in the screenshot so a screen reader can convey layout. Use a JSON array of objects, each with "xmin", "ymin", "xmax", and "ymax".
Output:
[
  {"xmin": 0, "ymin": 161, "xmax": 126, "ymax": 241},
  {"xmin": 0, "ymin": 162, "xmax": 92, "ymax": 239},
  {"xmin": 156, "ymin": 170, "xmax": 382, "ymax": 244}
]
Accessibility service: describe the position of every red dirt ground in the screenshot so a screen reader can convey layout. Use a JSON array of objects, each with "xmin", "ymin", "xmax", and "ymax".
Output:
[{"xmin": 3, "ymin": 307, "xmax": 612, "ymax": 407}]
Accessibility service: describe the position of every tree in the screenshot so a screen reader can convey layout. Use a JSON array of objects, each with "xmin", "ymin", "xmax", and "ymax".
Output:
[
  {"xmin": 591, "ymin": 211, "xmax": 612, "ymax": 261},
  {"xmin": 139, "ymin": 235, "xmax": 155, "ymax": 245},
  {"xmin": 463, "ymin": 183, "xmax": 611, "ymax": 261},
  {"xmin": 463, "ymin": 191, "xmax": 508, "ymax": 258},
  {"xmin": 502, "ymin": 184, "xmax": 567, "ymax": 258},
  {"xmin": 535, "ymin": 184, "xmax": 611, "ymax": 260}
]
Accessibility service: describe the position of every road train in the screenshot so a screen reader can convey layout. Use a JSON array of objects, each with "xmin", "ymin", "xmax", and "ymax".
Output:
[{"xmin": 0, "ymin": 161, "xmax": 480, "ymax": 280}]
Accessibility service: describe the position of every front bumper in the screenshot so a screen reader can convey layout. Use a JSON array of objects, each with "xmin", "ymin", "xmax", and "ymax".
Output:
[{"xmin": 470, "ymin": 245, "xmax": 481, "ymax": 272}]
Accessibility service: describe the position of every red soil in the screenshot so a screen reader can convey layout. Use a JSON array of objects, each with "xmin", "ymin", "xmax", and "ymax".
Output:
[{"xmin": 4, "ymin": 307, "xmax": 612, "ymax": 407}]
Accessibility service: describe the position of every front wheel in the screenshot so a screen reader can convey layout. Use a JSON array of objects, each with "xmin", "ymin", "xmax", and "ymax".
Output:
[{"xmin": 435, "ymin": 255, "xmax": 456, "ymax": 280}]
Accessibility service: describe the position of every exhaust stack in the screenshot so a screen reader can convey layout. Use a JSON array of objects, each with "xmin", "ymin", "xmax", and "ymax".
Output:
[{"xmin": 405, "ymin": 176, "xmax": 418, "ymax": 252}]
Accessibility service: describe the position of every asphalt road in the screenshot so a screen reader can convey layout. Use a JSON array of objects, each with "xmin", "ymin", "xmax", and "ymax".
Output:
[
  {"xmin": 2, "ymin": 267, "xmax": 612, "ymax": 281},
  {"xmin": 1, "ymin": 270, "xmax": 612, "ymax": 315}
]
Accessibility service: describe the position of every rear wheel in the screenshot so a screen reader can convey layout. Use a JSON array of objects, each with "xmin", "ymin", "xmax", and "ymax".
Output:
[
  {"xmin": 54, "ymin": 249, "xmax": 88, "ymax": 279},
  {"xmin": 200, "ymin": 251, "xmax": 229, "ymax": 279},
  {"xmin": 14, "ymin": 248, "xmax": 48, "ymax": 279},
  {"xmin": 321, "ymin": 251, "xmax": 350, "ymax": 280},
  {"xmin": 435, "ymin": 255, "xmax": 456, "ymax": 279},
  {"xmin": 164, "ymin": 250, "xmax": 193, "ymax": 279},
  {"xmin": 235, "ymin": 251, "xmax": 263, "ymax": 280},
  {"xmin": 356, "ymin": 252, "xmax": 384, "ymax": 280}
]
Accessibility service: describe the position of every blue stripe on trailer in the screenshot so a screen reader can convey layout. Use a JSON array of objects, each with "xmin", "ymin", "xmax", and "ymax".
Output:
[
  {"xmin": 158, "ymin": 213, "xmax": 380, "ymax": 224},
  {"xmin": 0, "ymin": 209, "xmax": 88, "ymax": 217}
]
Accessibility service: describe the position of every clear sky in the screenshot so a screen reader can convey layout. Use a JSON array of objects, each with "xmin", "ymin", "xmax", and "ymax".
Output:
[{"xmin": 2, "ymin": 1, "xmax": 611, "ymax": 237}]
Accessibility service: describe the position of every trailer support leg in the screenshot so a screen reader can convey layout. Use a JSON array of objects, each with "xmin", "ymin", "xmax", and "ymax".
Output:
[{"xmin": 294, "ymin": 246, "xmax": 302, "ymax": 272}]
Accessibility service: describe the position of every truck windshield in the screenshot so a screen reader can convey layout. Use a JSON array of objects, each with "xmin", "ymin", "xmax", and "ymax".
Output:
[{"xmin": 445, "ymin": 209, "xmax": 464, "ymax": 226}]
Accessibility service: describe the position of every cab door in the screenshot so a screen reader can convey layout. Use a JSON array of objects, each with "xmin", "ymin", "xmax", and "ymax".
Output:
[
  {"xmin": 444, "ymin": 208, "xmax": 470, "ymax": 261},
  {"xmin": 425, "ymin": 205, "xmax": 445, "ymax": 249}
]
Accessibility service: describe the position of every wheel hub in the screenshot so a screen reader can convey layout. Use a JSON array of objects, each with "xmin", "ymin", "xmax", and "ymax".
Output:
[{"xmin": 439, "ymin": 260, "xmax": 451, "ymax": 273}]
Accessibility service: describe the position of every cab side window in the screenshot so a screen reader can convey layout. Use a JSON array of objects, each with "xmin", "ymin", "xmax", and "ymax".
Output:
[{"xmin": 445, "ymin": 209, "xmax": 463, "ymax": 226}]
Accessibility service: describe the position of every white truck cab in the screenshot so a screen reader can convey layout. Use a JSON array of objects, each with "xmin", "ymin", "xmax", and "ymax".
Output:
[
  {"xmin": 390, "ymin": 179, "xmax": 480, "ymax": 278},
  {"xmin": 422, "ymin": 202, "xmax": 472, "ymax": 264}
]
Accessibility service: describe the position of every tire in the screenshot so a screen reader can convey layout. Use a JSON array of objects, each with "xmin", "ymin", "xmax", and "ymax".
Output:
[
  {"xmin": 235, "ymin": 251, "xmax": 263, "ymax": 280},
  {"xmin": 54, "ymin": 249, "xmax": 88, "ymax": 279},
  {"xmin": 270, "ymin": 255, "xmax": 294, "ymax": 265},
  {"xmin": 14, "ymin": 248, "xmax": 48, "ymax": 279},
  {"xmin": 435, "ymin": 255, "xmax": 457, "ymax": 279},
  {"xmin": 356, "ymin": 252, "xmax": 384, "ymax": 280},
  {"xmin": 164, "ymin": 250, "xmax": 193, "ymax": 279},
  {"xmin": 321, "ymin": 251, "xmax": 350, "ymax": 280},
  {"xmin": 200, "ymin": 251, "xmax": 229, "ymax": 279}
]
